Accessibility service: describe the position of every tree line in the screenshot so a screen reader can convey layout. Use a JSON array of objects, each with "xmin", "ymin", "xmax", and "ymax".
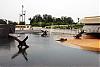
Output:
[
  {"xmin": 29, "ymin": 14, "xmax": 75, "ymax": 27},
  {"xmin": 0, "ymin": 19, "xmax": 17, "ymax": 25}
]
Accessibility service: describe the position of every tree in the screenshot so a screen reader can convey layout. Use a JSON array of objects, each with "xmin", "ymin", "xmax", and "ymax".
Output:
[
  {"xmin": 13, "ymin": 22, "xmax": 18, "ymax": 25},
  {"xmin": 43, "ymin": 14, "xmax": 53, "ymax": 23},
  {"xmin": 61, "ymin": 16, "xmax": 68, "ymax": 24},
  {"xmin": 8, "ymin": 20, "xmax": 15, "ymax": 25},
  {"xmin": 55, "ymin": 18, "xmax": 62, "ymax": 22},
  {"xmin": 47, "ymin": 15, "xmax": 53, "ymax": 22},
  {"xmin": 43, "ymin": 14, "xmax": 48, "ymax": 23},
  {"xmin": 66, "ymin": 17, "xmax": 74, "ymax": 24},
  {"xmin": 0, "ymin": 19, "xmax": 7, "ymax": 24},
  {"xmin": 33, "ymin": 14, "xmax": 42, "ymax": 22},
  {"xmin": 30, "ymin": 14, "xmax": 43, "ymax": 26},
  {"xmin": 29, "ymin": 14, "xmax": 75, "ymax": 26}
]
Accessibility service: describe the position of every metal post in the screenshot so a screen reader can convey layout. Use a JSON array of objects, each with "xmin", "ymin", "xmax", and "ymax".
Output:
[
  {"xmin": 22, "ymin": 5, "xmax": 24, "ymax": 22},
  {"xmin": 19, "ymin": 14, "xmax": 21, "ymax": 23},
  {"xmin": 78, "ymin": 18, "xmax": 80, "ymax": 23},
  {"xmin": 24, "ymin": 11, "xmax": 26, "ymax": 23}
]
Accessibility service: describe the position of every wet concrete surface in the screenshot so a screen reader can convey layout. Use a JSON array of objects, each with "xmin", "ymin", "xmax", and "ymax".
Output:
[{"xmin": 0, "ymin": 34, "xmax": 100, "ymax": 67}]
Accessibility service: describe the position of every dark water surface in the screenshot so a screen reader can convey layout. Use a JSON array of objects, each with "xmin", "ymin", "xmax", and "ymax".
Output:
[{"xmin": 0, "ymin": 34, "xmax": 99, "ymax": 67}]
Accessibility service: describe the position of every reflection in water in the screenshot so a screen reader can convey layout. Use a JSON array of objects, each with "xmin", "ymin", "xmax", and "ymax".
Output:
[
  {"xmin": 9, "ymin": 35, "xmax": 29, "ymax": 48},
  {"xmin": 0, "ymin": 34, "xmax": 99, "ymax": 67},
  {"xmin": 0, "ymin": 38, "xmax": 14, "ymax": 50},
  {"xmin": 11, "ymin": 36, "xmax": 29, "ymax": 61},
  {"xmin": 11, "ymin": 45, "xmax": 29, "ymax": 61},
  {"xmin": 17, "ymin": 36, "xmax": 29, "ymax": 48}
]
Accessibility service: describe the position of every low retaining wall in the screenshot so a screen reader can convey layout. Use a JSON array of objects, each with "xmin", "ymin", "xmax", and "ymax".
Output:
[{"xmin": 0, "ymin": 24, "xmax": 9, "ymax": 38}]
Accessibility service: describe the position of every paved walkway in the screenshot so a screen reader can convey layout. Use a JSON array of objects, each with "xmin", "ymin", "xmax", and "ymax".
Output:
[{"xmin": 15, "ymin": 28, "xmax": 79, "ymax": 35}]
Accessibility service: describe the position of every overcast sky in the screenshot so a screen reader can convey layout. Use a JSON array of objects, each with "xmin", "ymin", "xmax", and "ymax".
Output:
[{"xmin": 0, "ymin": 0, "xmax": 99, "ymax": 23}]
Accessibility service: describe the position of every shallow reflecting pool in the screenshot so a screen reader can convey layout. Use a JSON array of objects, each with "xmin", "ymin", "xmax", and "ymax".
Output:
[{"xmin": 0, "ymin": 34, "xmax": 100, "ymax": 67}]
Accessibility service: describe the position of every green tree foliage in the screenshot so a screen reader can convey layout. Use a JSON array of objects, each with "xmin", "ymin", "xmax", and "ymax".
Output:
[
  {"xmin": 13, "ymin": 22, "xmax": 18, "ymax": 25},
  {"xmin": 29, "ymin": 14, "xmax": 74, "ymax": 27},
  {"xmin": 0, "ymin": 19, "xmax": 18, "ymax": 25},
  {"xmin": 66, "ymin": 17, "xmax": 74, "ymax": 24},
  {"xmin": 8, "ymin": 21, "xmax": 18, "ymax": 25},
  {"xmin": 43, "ymin": 14, "xmax": 53, "ymax": 23},
  {"xmin": 0, "ymin": 19, "xmax": 7, "ymax": 24}
]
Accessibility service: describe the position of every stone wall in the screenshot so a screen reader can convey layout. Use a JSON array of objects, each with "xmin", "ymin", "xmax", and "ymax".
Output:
[
  {"xmin": 9, "ymin": 24, "xmax": 15, "ymax": 33},
  {"xmin": 83, "ymin": 25, "xmax": 100, "ymax": 33},
  {"xmin": 0, "ymin": 24, "xmax": 10, "ymax": 38}
]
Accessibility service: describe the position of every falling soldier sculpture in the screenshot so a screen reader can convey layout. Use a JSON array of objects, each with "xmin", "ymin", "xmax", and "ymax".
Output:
[
  {"xmin": 9, "ymin": 35, "xmax": 29, "ymax": 48},
  {"xmin": 9, "ymin": 35, "xmax": 29, "ymax": 61},
  {"xmin": 17, "ymin": 36, "xmax": 29, "ymax": 48},
  {"xmin": 11, "ymin": 44, "xmax": 29, "ymax": 61},
  {"xmin": 41, "ymin": 30, "xmax": 48, "ymax": 37},
  {"xmin": 74, "ymin": 30, "xmax": 85, "ymax": 39}
]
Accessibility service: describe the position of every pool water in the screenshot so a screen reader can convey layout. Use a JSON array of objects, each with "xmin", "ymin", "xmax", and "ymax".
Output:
[{"xmin": 0, "ymin": 34, "xmax": 100, "ymax": 67}]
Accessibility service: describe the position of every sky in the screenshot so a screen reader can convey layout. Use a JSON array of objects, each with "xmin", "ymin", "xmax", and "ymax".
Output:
[{"xmin": 0, "ymin": 0, "xmax": 99, "ymax": 24}]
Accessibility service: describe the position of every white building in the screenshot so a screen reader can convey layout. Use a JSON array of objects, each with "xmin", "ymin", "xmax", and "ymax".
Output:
[
  {"xmin": 80, "ymin": 16, "xmax": 100, "ymax": 34},
  {"xmin": 16, "ymin": 25, "xmax": 31, "ymax": 30}
]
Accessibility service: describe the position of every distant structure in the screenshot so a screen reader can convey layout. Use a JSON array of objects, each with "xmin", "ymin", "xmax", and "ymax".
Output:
[
  {"xmin": 17, "ymin": 5, "xmax": 29, "ymax": 30},
  {"xmin": 19, "ymin": 5, "xmax": 26, "ymax": 24},
  {"xmin": 16, "ymin": 25, "xmax": 31, "ymax": 30}
]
